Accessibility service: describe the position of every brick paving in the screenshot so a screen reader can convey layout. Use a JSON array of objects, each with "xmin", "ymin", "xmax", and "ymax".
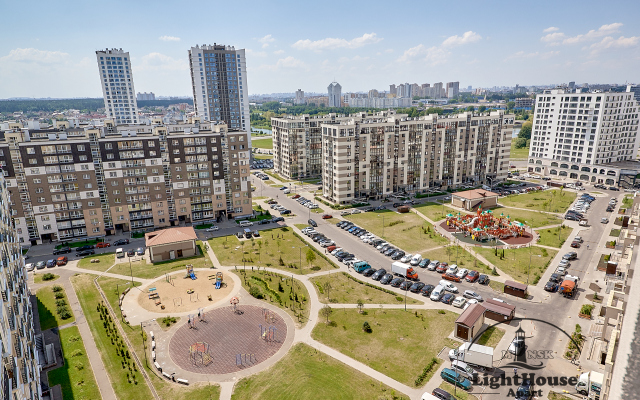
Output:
[{"xmin": 168, "ymin": 305, "xmax": 288, "ymax": 374}]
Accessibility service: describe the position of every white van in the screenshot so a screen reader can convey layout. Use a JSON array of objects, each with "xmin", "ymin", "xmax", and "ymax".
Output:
[
  {"xmin": 116, "ymin": 248, "xmax": 125, "ymax": 258},
  {"xmin": 420, "ymin": 393, "xmax": 440, "ymax": 400},
  {"xmin": 410, "ymin": 254, "xmax": 422, "ymax": 266},
  {"xmin": 430, "ymin": 285, "xmax": 444, "ymax": 301},
  {"xmin": 239, "ymin": 220, "xmax": 254, "ymax": 227},
  {"xmin": 283, "ymin": 188, "xmax": 291, "ymax": 194}
]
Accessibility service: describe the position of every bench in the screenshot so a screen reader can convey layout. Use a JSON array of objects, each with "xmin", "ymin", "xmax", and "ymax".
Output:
[
  {"xmin": 152, "ymin": 350, "xmax": 156, "ymax": 361},
  {"xmin": 176, "ymin": 378, "xmax": 189, "ymax": 385},
  {"xmin": 162, "ymin": 372, "xmax": 171, "ymax": 379},
  {"xmin": 148, "ymin": 287, "xmax": 157, "ymax": 292},
  {"xmin": 148, "ymin": 293, "xmax": 159, "ymax": 299},
  {"xmin": 208, "ymin": 275, "xmax": 217, "ymax": 280},
  {"xmin": 155, "ymin": 299, "xmax": 161, "ymax": 306},
  {"xmin": 149, "ymin": 331, "xmax": 154, "ymax": 340},
  {"xmin": 154, "ymin": 361, "xmax": 161, "ymax": 371},
  {"xmin": 151, "ymin": 340, "xmax": 156, "ymax": 350}
]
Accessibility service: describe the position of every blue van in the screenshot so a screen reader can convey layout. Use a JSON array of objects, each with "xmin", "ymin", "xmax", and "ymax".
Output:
[
  {"xmin": 440, "ymin": 368, "xmax": 471, "ymax": 390},
  {"xmin": 353, "ymin": 261, "xmax": 371, "ymax": 273}
]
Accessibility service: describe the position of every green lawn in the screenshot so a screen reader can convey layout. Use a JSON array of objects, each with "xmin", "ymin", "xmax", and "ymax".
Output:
[
  {"xmin": 48, "ymin": 326, "xmax": 101, "ymax": 400},
  {"xmin": 252, "ymin": 138, "xmax": 273, "ymax": 149},
  {"xmin": 422, "ymin": 246, "xmax": 493, "ymax": 275},
  {"xmin": 622, "ymin": 195, "xmax": 634, "ymax": 209},
  {"xmin": 548, "ymin": 391, "xmax": 573, "ymax": 400},
  {"xmin": 489, "ymin": 280, "xmax": 505, "ymax": 293},
  {"xmin": 413, "ymin": 202, "xmax": 451, "ymax": 222},
  {"xmin": 94, "ymin": 275, "xmax": 220, "ymax": 400},
  {"xmin": 231, "ymin": 269, "xmax": 311, "ymax": 327},
  {"xmin": 345, "ymin": 210, "xmax": 448, "ymax": 253},
  {"xmin": 36, "ymin": 286, "xmax": 75, "ymax": 330},
  {"xmin": 77, "ymin": 252, "xmax": 115, "ymax": 272},
  {"xmin": 209, "ymin": 227, "xmax": 337, "ymax": 274},
  {"xmin": 232, "ymin": 343, "xmax": 407, "ymax": 400},
  {"xmin": 264, "ymin": 169, "xmax": 293, "ymax": 183},
  {"xmin": 535, "ymin": 225, "xmax": 572, "ymax": 248},
  {"xmin": 34, "ymin": 273, "xmax": 59, "ymax": 284},
  {"xmin": 310, "ymin": 272, "xmax": 423, "ymax": 305},
  {"xmin": 491, "ymin": 207, "xmax": 561, "ymax": 228},
  {"xmin": 475, "ymin": 246, "xmax": 557, "ymax": 285},
  {"xmin": 610, "ymin": 228, "xmax": 621, "ymax": 237},
  {"xmin": 499, "ymin": 189, "xmax": 576, "ymax": 213},
  {"xmin": 312, "ymin": 309, "xmax": 458, "ymax": 387},
  {"xmin": 476, "ymin": 326, "xmax": 505, "ymax": 348},
  {"xmin": 439, "ymin": 382, "xmax": 479, "ymax": 400},
  {"xmin": 510, "ymin": 141, "xmax": 530, "ymax": 160},
  {"xmin": 253, "ymin": 154, "xmax": 273, "ymax": 160},
  {"xmin": 55, "ymin": 238, "xmax": 105, "ymax": 249}
]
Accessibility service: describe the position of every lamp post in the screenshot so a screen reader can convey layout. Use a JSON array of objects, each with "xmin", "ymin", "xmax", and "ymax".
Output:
[
  {"xmin": 294, "ymin": 245, "xmax": 308, "ymax": 274},
  {"xmin": 128, "ymin": 254, "xmax": 134, "ymax": 286}
]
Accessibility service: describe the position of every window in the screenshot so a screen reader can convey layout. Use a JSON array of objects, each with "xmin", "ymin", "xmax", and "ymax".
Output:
[
  {"xmin": 113, "ymin": 190, "xmax": 120, "ymax": 194},
  {"xmin": 37, "ymin": 197, "xmax": 45, "ymax": 203},
  {"xmin": 77, "ymin": 145, "xmax": 85, "ymax": 151},
  {"xmin": 33, "ymin": 178, "xmax": 41, "ymax": 184},
  {"xmin": 108, "ymin": 163, "xmax": 116, "ymax": 168},
  {"xmin": 79, "ymin": 155, "xmax": 87, "ymax": 161},
  {"xmin": 156, "ymin": 202, "xmax": 163, "ymax": 207},
  {"xmin": 105, "ymin": 143, "xmax": 113, "ymax": 150},
  {"xmin": 43, "ymin": 225, "xmax": 51, "ymax": 230},
  {"xmin": 29, "ymin": 159, "xmax": 37, "ymax": 164},
  {"xmin": 88, "ymin": 201, "xmax": 95, "ymax": 206},
  {"xmin": 35, "ymin": 188, "xmax": 43, "ymax": 193},
  {"xmin": 107, "ymin": 153, "xmax": 114, "ymax": 159},
  {"xmin": 90, "ymin": 210, "xmax": 97, "ymax": 215},
  {"xmin": 27, "ymin": 148, "xmax": 35, "ymax": 154},
  {"xmin": 158, "ymin": 210, "xmax": 164, "ymax": 215},
  {"xmin": 83, "ymin": 174, "xmax": 90, "ymax": 179},
  {"xmin": 86, "ymin": 192, "xmax": 95, "ymax": 197},
  {"xmin": 180, "ymin": 207, "xmax": 187, "ymax": 212},
  {"xmin": 85, "ymin": 183, "xmax": 92, "ymax": 189},
  {"xmin": 81, "ymin": 165, "xmax": 89, "ymax": 170},
  {"xmin": 115, "ymin": 206, "xmax": 123, "ymax": 212},
  {"xmin": 110, "ymin": 172, "xmax": 117, "ymax": 177},
  {"xmin": 159, "ymin": 218, "xmax": 165, "ymax": 223},
  {"xmin": 111, "ymin": 181, "xmax": 119, "ymax": 186},
  {"xmin": 40, "ymin": 215, "xmax": 50, "ymax": 221}
]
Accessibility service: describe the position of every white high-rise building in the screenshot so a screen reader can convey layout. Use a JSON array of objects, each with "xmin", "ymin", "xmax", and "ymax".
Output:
[
  {"xmin": 528, "ymin": 88, "xmax": 640, "ymax": 187},
  {"xmin": 328, "ymin": 82, "xmax": 342, "ymax": 107},
  {"xmin": 188, "ymin": 44, "xmax": 249, "ymax": 132},
  {"xmin": 95, "ymin": 48, "xmax": 139, "ymax": 125},
  {"xmin": 295, "ymin": 89, "xmax": 305, "ymax": 105}
]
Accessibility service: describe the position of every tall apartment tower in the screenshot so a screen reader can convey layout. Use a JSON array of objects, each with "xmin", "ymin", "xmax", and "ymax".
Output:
[
  {"xmin": 328, "ymin": 82, "xmax": 342, "ymax": 107},
  {"xmin": 389, "ymin": 84, "xmax": 397, "ymax": 97},
  {"xmin": 446, "ymin": 81, "xmax": 460, "ymax": 98},
  {"xmin": 295, "ymin": 89, "xmax": 305, "ymax": 105},
  {"xmin": 188, "ymin": 44, "xmax": 249, "ymax": 132},
  {"xmin": 95, "ymin": 48, "xmax": 139, "ymax": 125},
  {"xmin": 0, "ymin": 173, "xmax": 41, "ymax": 399}
]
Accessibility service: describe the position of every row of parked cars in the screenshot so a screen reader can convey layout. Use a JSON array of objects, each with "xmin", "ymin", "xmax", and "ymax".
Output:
[
  {"xmin": 269, "ymin": 202, "xmax": 292, "ymax": 215},
  {"xmin": 565, "ymin": 193, "xmax": 596, "ymax": 221},
  {"xmin": 250, "ymin": 159, "xmax": 273, "ymax": 170},
  {"xmin": 544, "ymin": 251, "xmax": 578, "ymax": 292},
  {"xmin": 292, "ymin": 194, "xmax": 320, "ymax": 209}
]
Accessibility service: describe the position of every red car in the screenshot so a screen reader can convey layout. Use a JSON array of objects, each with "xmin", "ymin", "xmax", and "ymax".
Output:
[
  {"xmin": 435, "ymin": 262, "xmax": 448, "ymax": 273},
  {"xmin": 97, "ymin": 242, "xmax": 111, "ymax": 248},
  {"xmin": 465, "ymin": 270, "xmax": 479, "ymax": 282},
  {"xmin": 570, "ymin": 241, "xmax": 581, "ymax": 248},
  {"xmin": 322, "ymin": 214, "xmax": 332, "ymax": 219},
  {"xmin": 292, "ymin": 194, "xmax": 301, "ymax": 199},
  {"xmin": 442, "ymin": 273, "xmax": 461, "ymax": 282}
]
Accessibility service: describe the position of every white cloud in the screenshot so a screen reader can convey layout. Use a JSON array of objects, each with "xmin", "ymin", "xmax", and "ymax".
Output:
[
  {"xmin": 273, "ymin": 49, "xmax": 285, "ymax": 55},
  {"xmin": 246, "ymin": 49, "xmax": 267, "ymax": 58},
  {"xmin": 159, "ymin": 35, "xmax": 180, "ymax": 42},
  {"xmin": 441, "ymin": 31, "xmax": 481, "ymax": 47},
  {"xmin": 589, "ymin": 35, "xmax": 640, "ymax": 55},
  {"xmin": 507, "ymin": 50, "xmax": 559, "ymax": 60},
  {"xmin": 541, "ymin": 23, "xmax": 624, "ymax": 45},
  {"xmin": 136, "ymin": 53, "xmax": 188, "ymax": 72},
  {"xmin": 543, "ymin": 27, "xmax": 560, "ymax": 33},
  {"xmin": 0, "ymin": 48, "xmax": 69, "ymax": 64},
  {"xmin": 292, "ymin": 33, "xmax": 382, "ymax": 51},
  {"xmin": 397, "ymin": 44, "xmax": 449, "ymax": 66},
  {"xmin": 541, "ymin": 32, "xmax": 566, "ymax": 45},
  {"xmin": 256, "ymin": 56, "xmax": 307, "ymax": 71},
  {"xmin": 258, "ymin": 34, "xmax": 275, "ymax": 48}
]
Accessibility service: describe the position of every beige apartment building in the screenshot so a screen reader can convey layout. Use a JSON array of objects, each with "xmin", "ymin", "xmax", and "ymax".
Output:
[
  {"xmin": 0, "ymin": 117, "xmax": 251, "ymax": 245},
  {"xmin": 320, "ymin": 111, "xmax": 513, "ymax": 204}
]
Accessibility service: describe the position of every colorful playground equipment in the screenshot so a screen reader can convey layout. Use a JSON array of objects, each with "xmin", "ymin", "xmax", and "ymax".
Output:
[
  {"xmin": 215, "ymin": 272, "xmax": 223, "ymax": 289},
  {"xmin": 186, "ymin": 264, "xmax": 196, "ymax": 280},
  {"xmin": 230, "ymin": 297, "xmax": 239, "ymax": 313},
  {"xmin": 259, "ymin": 324, "xmax": 277, "ymax": 342},
  {"xmin": 445, "ymin": 205, "xmax": 527, "ymax": 242},
  {"xmin": 189, "ymin": 342, "xmax": 213, "ymax": 366}
]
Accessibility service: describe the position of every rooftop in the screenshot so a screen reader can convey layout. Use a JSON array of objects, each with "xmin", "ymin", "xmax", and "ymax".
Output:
[
  {"xmin": 455, "ymin": 303, "xmax": 485, "ymax": 327},
  {"xmin": 145, "ymin": 227, "xmax": 197, "ymax": 247},
  {"xmin": 452, "ymin": 189, "xmax": 500, "ymax": 200}
]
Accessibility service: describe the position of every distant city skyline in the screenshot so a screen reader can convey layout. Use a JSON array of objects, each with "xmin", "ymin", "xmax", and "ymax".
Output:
[{"xmin": 1, "ymin": 0, "xmax": 639, "ymax": 98}]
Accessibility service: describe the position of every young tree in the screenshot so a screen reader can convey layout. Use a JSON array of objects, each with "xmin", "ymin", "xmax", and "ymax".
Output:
[
  {"xmin": 320, "ymin": 305, "xmax": 333, "ymax": 324},
  {"xmin": 323, "ymin": 281, "xmax": 332, "ymax": 302},
  {"xmin": 357, "ymin": 299, "xmax": 364, "ymax": 314},
  {"xmin": 306, "ymin": 248, "xmax": 316, "ymax": 268}
]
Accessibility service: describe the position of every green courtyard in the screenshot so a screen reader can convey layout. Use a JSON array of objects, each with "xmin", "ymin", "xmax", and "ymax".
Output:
[
  {"xmin": 499, "ymin": 189, "xmax": 576, "ymax": 213},
  {"xmin": 475, "ymin": 245, "xmax": 557, "ymax": 285}
]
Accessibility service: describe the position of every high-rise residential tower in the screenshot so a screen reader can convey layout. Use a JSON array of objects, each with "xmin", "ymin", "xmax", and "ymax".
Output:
[
  {"xmin": 328, "ymin": 82, "xmax": 342, "ymax": 107},
  {"xmin": 95, "ymin": 48, "xmax": 139, "ymax": 125},
  {"xmin": 188, "ymin": 44, "xmax": 249, "ymax": 132}
]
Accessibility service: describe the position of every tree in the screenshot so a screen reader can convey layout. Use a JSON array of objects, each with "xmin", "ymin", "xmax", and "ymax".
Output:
[
  {"xmin": 357, "ymin": 299, "xmax": 364, "ymax": 314},
  {"xmin": 324, "ymin": 281, "xmax": 332, "ymax": 302},
  {"xmin": 320, "ymin": 305, "xmax": 333, "ymax": 323},
  {"xmin": 518, "ymin": 121, "xmax": 532, "ymax": 140},
  {"xmin": 466, "ymin": 106, "xmax": 475, "ymax": 112},
  {"xmin": 506, "ymin": 101, "xmax": 516, "ymax": 110},
  {"xmin": 513, "ymin": 137, "xmax": 527, "ymax": 149},
  {"xmin": 306, "ymin": 248, "xmax": 316, "ymax": 268},
  {"xmin": 478, "ymin": 106, "xmax": 487, "ymax": 112}
]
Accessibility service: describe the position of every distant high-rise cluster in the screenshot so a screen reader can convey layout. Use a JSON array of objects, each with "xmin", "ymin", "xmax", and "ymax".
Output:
[
  {"xmin": 96, "ymin": 48, "xmax": 139, "ymax": 124},
  {"xmin": 389, "ymin": 81, "xmax": 458, "ymax": 99},
  {"xmin": 137, "ymin": 92, "xmax": 156, "ymax": 101}
]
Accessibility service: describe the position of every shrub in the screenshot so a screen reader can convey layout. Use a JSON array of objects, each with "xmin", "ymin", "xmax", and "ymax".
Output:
[
  {"xmin": 395, "ymin": 296, "xmax": 403, "ymax": 302},
  {"xmin": 414, "ymin": 357, "xmax": 439, "ymax": 387},
  {"xmin": 52, "ymin": 285, "xmax": 63, "ymax": 292},
  {"xmin": 249, "ymin": 286, "xmax": 264, "ymax": 299},
  {"xmin": 42, "ymin": 273, "xmax": 56, "ymax": 281},
  {"xmin": 162, "ymin": 316, "xmax": 177, "ymax": 327},
  {"xmin": 580, "ymin": 304, "xmax": 595, "ymax": 316},
  {"xmin": 54, "ymin": 292, "xmax": 65, "ymax": 299},
  {"xmin": 74, "ymin": 362, "xmax": 84, "ymax": 371},
  {"xmin": 438, "ymin": 310, "xmax": 446, "ymax": 314},
  {"xmin": 58, "ymin": 308, "xmax": 72, "ymax": 320},
  {"xmin": 55, "ymin": 299, "xmax": 67, "ymax": 307},
  {"xmin": 362, "ymin": 321, "xmax": 372, "ymax": 333},
  {"xmin": 71, "ymin": 349, "xmax": 83, "ymax": 357}
]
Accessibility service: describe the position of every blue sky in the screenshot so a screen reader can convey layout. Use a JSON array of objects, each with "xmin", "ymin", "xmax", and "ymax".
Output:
[{"xmin": 1, "ymin": 0, "xmax": 639, "ymax": 98}]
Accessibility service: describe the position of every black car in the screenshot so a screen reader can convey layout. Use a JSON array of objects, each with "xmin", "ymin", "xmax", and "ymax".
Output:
[
  {"xmin": 258, "ymin": 219, "xmax": 271, "ymax": 225},
  {"xmin": 371, "ymin": 269, "xmax": 387, "ymax": 280},
  {"xmin": 515, "ymin": 379, "xmax": 534, "ymax": 400},
  {"xmin": 391, "ymin": 251, "xmax": 405, "ymax": 260},
  {"xmin": 549, "ymin": 273, "xmax": 562, "ymax": 283},
  {"xmin": 53, "ymin": 246, "xmax": 71, "ymax": 255},
  {"xmin": 379, "ymin": 244, "xmax": 391, "ymax": 253},
  {"xmin": 563, "ymin": 252, "xmax": 577, "ymax": 260},
  {"xmin": 380, "ymin": 273, "xmax": 394, "ymax": 284},
  {"xmin": 337, "ymin": 253, "xmax": 352, "ymax": 262},
  {"xmin": 384, "ymin": 248, "xmax": 396, "ymax": 256},
  {"xmin": 280, "ymin": 209, "xmax": 291, "ymax": 215},
  {"xmin": 370, "ymin": 239, "xmax": 383, "ymax": 247},
  {"xmin": 392, "ymin": 202, "xmax": 401, "ymax": 208},
  {"xmin": 363, "ymin": 206, "xmax": 375, "ymax": 212},
  {"xmin": 375, "ymin": 205, "xmax": 386, "ymax": 210},
  {"xmin": 76, "ymin": 249, "xmax": 95, "ymax": 257},
  {"xmin": 410, "ymin": 282, "xmax": 425, "ymax": 293},
  {"xmin": 113, "ymin": 239, "xmax": 129, "ymax": 246},
  {"xmin": 544, "ymin": 281, "xmax": 558, "ymax": 292},
  {"xmin": 308, "ymin": 219, "xmax": 318, "ymax": 227},
  {"xmin": 136, "ymin": 247, "xmax": 145, "ymax": 255},
  {"xmin": 77, "ymin": 245, "xmax": 95, "ymax": 251},
  {"xmin": 420, "ymin": 284, "xmax": 435, "ymax": 296},
  {"xmin": 609, "ymin": 186, "xmax": 620, "ymax": 191},
  {"xmin": 337, "ymin": 221, "xmax": 347, "ymax": 228},
  {"xmin": 127, "ymin": 249, "xmax": 135, "ymax": 257},
  {"xmin": 606, "ymin": 206, "xmax": 615, "ymax": 212},
  {"xmin": 390, "ymin": 278, "xmax": 405, "ymax": 288},
  {"xmin": 271, "ymin": 217, "xmax": 285, "ymax": 222},
  {"xmin": 362, "ymin": 268, "xmax": 377, "ymax": 277},
  {"xmin": 565, "ymin": 214, "xmax": 579, "ymax": 221},
  {"xmin": 399, "ymin": 280, "xmax": 413, "ymax": 291},
  {"xmin": 478, "ymin": 274, "xmax": 490, "ymax": 285},
  {"xmin": 441, "ymin": 293, "xmax": 455, "ymax": 305}
]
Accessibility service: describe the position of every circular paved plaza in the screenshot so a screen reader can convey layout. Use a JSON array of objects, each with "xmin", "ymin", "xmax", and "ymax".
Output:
[{"xmin": 168, "ymin": 305, "xmax": 288, "ymax": 374}]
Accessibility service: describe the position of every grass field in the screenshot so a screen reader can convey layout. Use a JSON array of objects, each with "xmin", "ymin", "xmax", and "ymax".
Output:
[
  {"xmin": 510, "ymin": 141, "xmax": 530, "ymax": 160},
  {"xmin": 77, "ymin": 252, "xmax": 115, "ymax": 271},
  {"xmin": 253, "ymin": 154, "xmax": 273, "ymax": 159},
  {"xmin": 312, "ymin": 308, "xmax": 458, "ymax": 387},
  {"xmin": 489, "ymin": 280, "xmax": 505, "ymax": 293},
  {"xmin": 310, "ymin": 272, "xmax": 423, "ymax": 305},
  {"xmin": 439, "ymin": 382, "xmax": 479, "ymax": 400},
  {"xmin": 34, "ymin": 273, "xmax": 59, "ymax": 284},
  {"xmin": 231, "ymin": 343, "xmax": 407, "ymax": 400},
  {"xmin": 622, "ymin": 195, "xmax": 634, "ymax": 209},
  {"xmin": 610, "ymin": 228, "xmax": 621, "ymax": 237},
  {"xmin": 345, "ymin": 210, "xmax": 448, "ymax": 253},
  {"xmin": 36, "ymin": 285, "xmax": 75, "ymax": 330},
  {"xmin": 209, "ymin": 227, "xmax": 336, "ymax": 274},
  {"xmin": 94, "ymin": 275, "xmax": 221, "ymax": 400},
  {"xmin": 231, "ymin": 269, "xmax": 310, "ymax": 327},
  {"xmin": 475, "ymin": 246, "xmax": 557, "ymax": 285},
  {"xmin": 413, "ymin": 202, "xmax": 451, "ymax": 222},
  {"xmin": 535, "ymin": 225, "xmax": 572, "ymax": 248},
  {"xmin": 499, "ymin": 189, "xmax": 576, "ymax": 213},
  {"xmin": 264, "ymin": 169, "xmax": 292, "ymax": 183},
  {"xmin": 422, "ymin": 246, "xmax": 493, "ymax": 275},
  {"xmin": 548, "ymin": 391, "xmax": 573, "ymax": 400},
  {"xmin": 48, "ymin": 326, "xmax": 101, "ymax": 400},
  {"xmin": 491, "ymin": 207, "xmax": 561, "ymax": 228},
  {"xmin": 252, "ymin": 138, "xmax": 273, "ymax": 149},
  {"xmin": 476, "ymin": 326, "xmax": 505, "ymax": 348}
]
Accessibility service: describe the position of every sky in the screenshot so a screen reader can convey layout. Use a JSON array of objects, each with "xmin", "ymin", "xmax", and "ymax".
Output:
[{"xmin": 1, "ymin": 0, "xmax": 640, "ymax": 98}]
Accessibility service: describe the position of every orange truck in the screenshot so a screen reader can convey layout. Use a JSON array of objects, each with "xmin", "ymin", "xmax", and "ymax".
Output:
[
  {"xmin": 559, "ymin": 275, "xmax": 579, "ymax": 297},
  {"xmin": 391, "ymin": 262, "xmax": 419, "ymax": 280}
]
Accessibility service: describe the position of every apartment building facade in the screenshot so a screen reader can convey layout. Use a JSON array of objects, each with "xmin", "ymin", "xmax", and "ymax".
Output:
[
  {"xmin": 527, "ymin": 88, "xmax": 640, "ymax": 187},
  {"xmin": 321, "ymin": 111, "xmax": 513, "ymax": 204},
  {"xmin": 0, "ymin": 119, "xmax": 252, "ymax": 245},
  {"xmin": 95, "ymin": 48, "xmax": 139, "ymax": 125},
  {"xmin": 0, "ymin": 173, "xmax": 41, "ymax": 400}
]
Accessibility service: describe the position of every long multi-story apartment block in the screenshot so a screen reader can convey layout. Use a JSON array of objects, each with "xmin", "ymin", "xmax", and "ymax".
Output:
[
  {"xmin": 0, "ymin": 118, "xmax": 252, "ymax": 245},
  {"xmin": 0, "ymin": 173, "xmax": 41, "ymax": 400},
  {"xmin": 527, "ymin": 88, "xmax": 640, "ymax": 188}
]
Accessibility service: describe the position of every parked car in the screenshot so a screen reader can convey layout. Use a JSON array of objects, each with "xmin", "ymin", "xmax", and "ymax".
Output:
[
  {"xmin": 127, "ymin": 249, "xmax": 135, "ymax": 257},
  {"xmin": 452, "ymin": 296, "xmax": 467, "ymax": 308},
  {"xmin": 308, "ymin": 219, "xmax": 318, "ymax": 227},
  {"xmin": 440, "ymin": 368, "xmax": 471, "ymax": 390},
  {"xmin": 478, "ymin": 275, "xmax": 490, "ymax": 285},
  {"xmin": 205, "ymin": 226, "xmax": 219, "ymax": 232},
  {"xmin": 76, "ymin": 245, "xmax": 95, "ymax": 251},
  {"xmin": 371, "ymin": 269, "xmax": 387, "ymax": 281},
  {"xmin": 427, "ymin": 260, "xmax": 439, "ymax": 271},
  {"xmin": 409, "ymin": 282, "xmax": 425, "ymax": 293},
  {"xmin": 440, "ymin": 281, "xmax": 458, "ymax": 293},
  {"xmin": 441, "ymin": 293, "xmax": 455, "ymax": 305},
  {"xmin": 36, "ymin": 261, "xmax": 46, "ymax": 270},
  {"xmin": 113, "ymin": 239, "xmax": 129, "ymax": 246},
  {"xmin": 515, "ymin": 379, "xmax": 535, "ymax": 400},
  {"xmin": 442, "ymin": 273, "xmax": 461, "ymax": 282},
  {"xmin": 25, "ymin": 263, "xmax": 35, "ymax": 271},
  {"xmin": 418, "ymin": 258, "xmax": 430, "ymax": 268},
  {"xmin": 322, "ymin": 214, "xmax": 332, "ymax": 219},
  {"xmin": 456, "ymin": 268, "xmax": 469, "ymax": 279},
  {"xmin": 363, "ymin": 268, "xmax": 377, "ymax": 277},
  {"xmin": 97, "ymin": 242, "xmax": 111, "ymax": 248},
  {"xmin": 436, "ymin": 263, "xmax": 448, "ymax": 273},
  {"xmin": 420, "ymin": 284, "xmax": 435, "ymax": 297},
  {"xmin": 53, "ymin": 246, "xmax": 71, "ymax": 255},
  {"xmin": 544, "ymin": 281, "xmax": 558, "ymax": 292},
  {"xmin": 46, "ymin": 259, "xmax": 57, "ymax": 268},
  {"xmin": 570, "ymin": 241, "xmax": 581, "ymax": 248},
  {"xmin": 390, "ymin": 277, "xmax": 405, "ymax": 288},
  {"xmin": 508, "ymin": 338, "xmax": 525, "ymax": 356},
  {"xmin": 56, "ymin": 256, "xmax": 68, "ymax": 266},
  {"xmin": 380, "ymin": 273, "xmax": 394, "ymax": 284},
  {"xmin": 136, "ymin": 247, "xmax": 145, "ymax": 256},
  {"xmin": 400, "ymin": 253, "xmax": 413, "ymax": 263},
  {"xmin": 465, "ymin": 270, "xmax": 479, "ymax": 282},
  {"xmin": 445, "ymin": 265, "xmax": 458, "ymax": 275},
  {"xmin": 399, "ymin": 281, "xmax": 413, "ymax": 291},
  {"xmin": 463, "ymin": 290, "xmax": 483, "ymax": 302}
]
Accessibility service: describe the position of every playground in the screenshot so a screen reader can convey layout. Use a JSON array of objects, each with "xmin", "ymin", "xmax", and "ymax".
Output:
[
  {"xmin": 137, "ymin": 268, "xmax": 234, "ymax": 314},
  {"xmin": 442, "ymin": 207, "xmax": 535, "ymax": 247},
  {"xmin": 168, "ymin": 304, "xmax": 288, "ymax": 374}
]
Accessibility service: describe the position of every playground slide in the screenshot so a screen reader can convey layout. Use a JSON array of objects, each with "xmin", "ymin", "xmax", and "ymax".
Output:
[
  {"xmin": 466, "ymin": 217, "xmax": 478, "ymax": 227},
  {"xmin": 190, "ymin": 273, "xmax": 197, "ymax": 280},
  {"xmin": 215, "ymin": 281, "xmax": 221, "ymax": 289}
]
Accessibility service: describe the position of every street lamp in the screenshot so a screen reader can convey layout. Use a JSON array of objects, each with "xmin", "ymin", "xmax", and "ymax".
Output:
[{"xmin": 294, "ymin": 245, "xmax": 308, "ymax": 274}]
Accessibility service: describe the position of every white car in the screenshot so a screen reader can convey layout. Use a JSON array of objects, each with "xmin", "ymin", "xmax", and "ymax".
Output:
[
  {"xmin": 340, "ymin": 210, "xmax": 351, "ymax": 216},
  {"xmin": 25, "ymin": 263, "xmax": 35, "ymax": 272},
  {"xmin": 439, "ymin": 280, "xmax": 458, "ymax": 293},
  {"xmin": 376, "ymin": 242, "xmax": 388, "ymax": 250},
  {"xmin": 330, "ymin": 248, "xmax": 343, "ymax": 256},
  {"xmin": 446, "ymin": 264, "xmax": 458, "ymax": 275},
  {"xmin": 205, "ymin": 226, "xmax": 219, "ymax": 232},
  {"xmin": 410, "ymin": 254, "xmax": 422, "ymax": 266},
  {"xmin": 463, "ymin": 298, "xmax": 479, "ymax": 310},
  {"xmin": 456, "ymin": 268, "xmax": 469, "ymax": 279},
  {"xmin": 427, "ymin": 260, "xmax": 439, "ymax": 271},
  {"xmin": 452, "ymin": 296, "xmax": 467, "ymax": 308},
  {"xmin": 400, "ymin": 254, "xmax": 413, "ymax": 263},
  {"xmin": 350, "ymin": 209, "xmax": 361, "ymax": 214}
]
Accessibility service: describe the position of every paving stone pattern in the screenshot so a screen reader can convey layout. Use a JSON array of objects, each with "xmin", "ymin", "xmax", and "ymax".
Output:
[{"xmin": 168, "ymin": 305, "xmax": 287, "ymax": 374}]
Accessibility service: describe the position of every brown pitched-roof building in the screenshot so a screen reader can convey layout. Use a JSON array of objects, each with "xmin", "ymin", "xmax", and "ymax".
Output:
[
  {"xmin": 451, "ymin": 189, "xmax": 499, "ymax": 211},
  {"xmin": 455, "ymin": 303, "xmax": 486, "ymax": 341},
  {"xmin": 483, "ymin": 298, "xmax": 516, "ymax": 322},
  {"xmin": 145, "ymin": 227, "xmax": 198, "ymax": 263}
]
